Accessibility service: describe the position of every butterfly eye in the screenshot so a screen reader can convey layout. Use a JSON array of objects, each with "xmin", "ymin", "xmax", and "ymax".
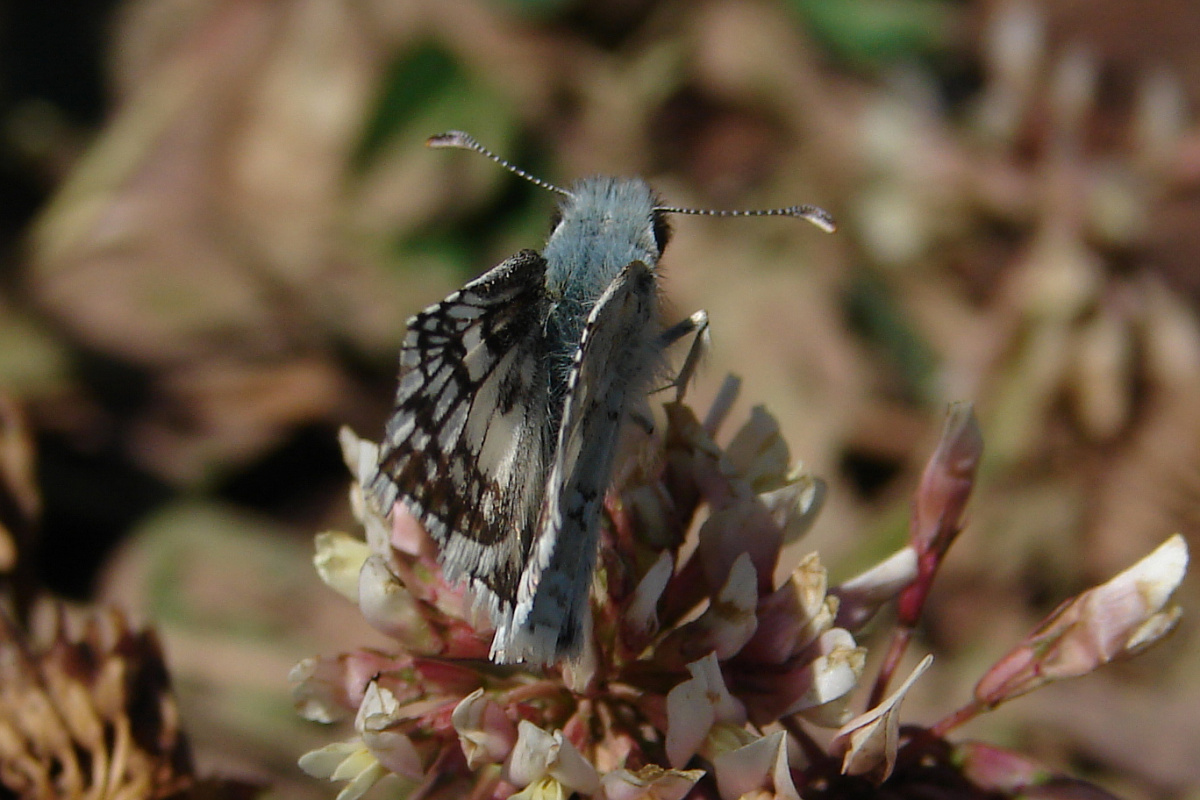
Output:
[
  {"xmin": 548, "ymin": 209, "xmax": 564, "ymax": 234},
  {"xmin": 651, "ymin": 211, "xmax": 672, "ymax": 254}
]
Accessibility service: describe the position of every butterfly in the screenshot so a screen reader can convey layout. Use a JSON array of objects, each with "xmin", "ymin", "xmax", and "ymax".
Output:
[{"xmin": 368, "ymin": 132, "xmax": 834, "ymax": 665}]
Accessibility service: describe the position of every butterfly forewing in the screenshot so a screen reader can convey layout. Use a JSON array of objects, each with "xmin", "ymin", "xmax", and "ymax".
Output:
[
  {"xmin": 370, "ymin": 250, "xmax": 554, "ymax": 605},
  {"xmin": 492, "ymin": 260, "xmax": 661, "ymax": 664}
]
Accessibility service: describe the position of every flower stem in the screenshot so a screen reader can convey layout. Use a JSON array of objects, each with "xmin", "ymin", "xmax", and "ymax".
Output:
[
  {"xmin": 867, "ymin": 626, "xmax": 913, "ymax": 709},
  {"xmin": 929, "ymin": 698, "xmax": 986, "ymax": 738}
]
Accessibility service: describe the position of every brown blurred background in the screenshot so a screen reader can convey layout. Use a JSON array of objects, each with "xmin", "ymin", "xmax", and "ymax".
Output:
[{"xmin": 1, "ymin": 0, "xmax": 1198, "ymax": 798}]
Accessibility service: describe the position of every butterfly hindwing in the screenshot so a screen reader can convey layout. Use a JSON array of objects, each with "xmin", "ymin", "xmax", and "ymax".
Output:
[
  {"xmin": 370, "ymin": 250, "xmax": 553, "ymax": 606},
  {"xmin": 491, "ymin": 259, "xmax": 661, "ymax": 664}
]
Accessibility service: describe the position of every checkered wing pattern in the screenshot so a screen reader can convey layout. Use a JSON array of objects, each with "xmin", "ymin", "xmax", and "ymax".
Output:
[{"xmin": 370, "ymin": 250, "xmax": 553, "ymax": 608}]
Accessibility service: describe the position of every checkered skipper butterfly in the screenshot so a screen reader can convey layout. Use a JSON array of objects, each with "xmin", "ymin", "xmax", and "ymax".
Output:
[{"xmin": 368, "ymin": 132, "xmax": 834, "ymax": 665}]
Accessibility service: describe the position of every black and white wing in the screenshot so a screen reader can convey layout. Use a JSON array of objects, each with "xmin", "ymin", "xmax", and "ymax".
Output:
[
  {"xmin": 370, "ymin": 250, "xmax": 553, "ymax": 610},
  {"xmin": 491, "ymin": 260, "xmax": 661, "ymax": 664}
]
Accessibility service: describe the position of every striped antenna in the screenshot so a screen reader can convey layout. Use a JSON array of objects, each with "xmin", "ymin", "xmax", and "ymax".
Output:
[
  {"xmin": 656, "ymin": 202, "xmax": 837, "ymax": 233},
  {"xmin": 427, "ymin": 131, "xmax": 571, "ymax": 197},
  {"xmin": 429, "ymin": 131, "xmax": 836, "ymax": 233}
]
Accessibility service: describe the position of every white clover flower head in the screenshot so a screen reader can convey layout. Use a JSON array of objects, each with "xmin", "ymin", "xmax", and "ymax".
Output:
[{"xmin": 294, "ymin": 391, "xmax": 1186, "ymax": 800}]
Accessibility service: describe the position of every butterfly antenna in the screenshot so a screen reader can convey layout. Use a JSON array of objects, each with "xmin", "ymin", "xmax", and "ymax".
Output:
[
  {"xmin": 656, "ymin": 202, "xmax": 837, "ymax": 233},
  {"xmin": 428, "ymin": 131, "xmax": 571, "ymax": 197}
]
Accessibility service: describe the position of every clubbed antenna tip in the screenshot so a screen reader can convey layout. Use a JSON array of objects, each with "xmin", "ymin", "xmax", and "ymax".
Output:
[
  {"xmin": 427, "ymin": 131, "xmax": 479, "ymax": 151},
  {"xmin": 427, "ymin": 131, "xmax": 570, "ymax": 197},
  {"xmin": 655, "ymin": 202, "xmax": 837, "ymax": 233},
  {"xmin": 790, "ymin": 205, "xmax": 837, "ymax": 233}
]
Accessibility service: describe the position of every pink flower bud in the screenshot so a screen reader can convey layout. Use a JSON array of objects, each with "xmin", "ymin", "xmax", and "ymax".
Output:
[
  {"xmin": 910, "ymin": 403, "xmax": 982, "ymax": 557},
  {"xmin": 899, "ymin": 403, "xmax": 982, "ymax": 624},
  {"xmin": 975, "ymin": 535, "xmax": 1187, "ymax": 706}
]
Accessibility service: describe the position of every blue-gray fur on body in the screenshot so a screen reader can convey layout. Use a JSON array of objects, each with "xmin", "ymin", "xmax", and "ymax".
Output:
[{"xmin": 541, "ymin": 177, "xmax": 662, "ymax": 395}]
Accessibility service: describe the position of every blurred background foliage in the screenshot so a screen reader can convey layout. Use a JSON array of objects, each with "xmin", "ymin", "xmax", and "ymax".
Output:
[{"xmin": 1, "ymin": 0, "xmax": 1198, "ymax": 798}]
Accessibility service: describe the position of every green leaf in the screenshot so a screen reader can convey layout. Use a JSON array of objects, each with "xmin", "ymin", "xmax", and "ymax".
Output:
[{"xmin": 786, "ymin": 0, "xmax": 956, "ymax": 68}]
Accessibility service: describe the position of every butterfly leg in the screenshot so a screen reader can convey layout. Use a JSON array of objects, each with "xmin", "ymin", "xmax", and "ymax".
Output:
[{"xmin": 658, "ymin": 310, "xmax": 709, "ymax": 401}]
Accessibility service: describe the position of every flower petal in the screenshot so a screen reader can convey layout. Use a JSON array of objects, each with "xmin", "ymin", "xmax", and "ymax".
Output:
[
  {"xmin": 290, "ymin": 651, "xmax": 407, "ymax": 723},
  {"xmin": 507, "ymin": 721, "xmax": 558, "ymax": 788},
  {"xmin": 738, "ymin": 553, "xmax": 834, "ymax": 665},
  {"xmin": 666, "ymin": 653, "xmax": 746, "ymax": 768},
  {"xmin": 510, "ymin": 775, "xmax": 569, "ymax": 800},
  {"xmin": 336, "ymin": 761, "xmax": 390, "ymax": 800},
  {"xmin": 834, "ymin": 654, "xmax": 932, "ymax": 781},
  {"xmin": 548, "ymin": 730, "xmax": 601, "ymax": 795},
  {"xmin": 723, "ymin": 406, "xmax": 790, "ymax": 491},
  {"xmin": 910, "ymin": 403, "xmax": 982, "ymax": 557},
  {"xmin": 761, "ymin": 472, "xmax": 826, "ymax": 586},
  {"xmin": 339, "ymin": 428, "xmax": 396, "ymax": 556},
  {"xmin": 1085, "ymin": 533, "xmax": 1187, "ymax": 654},
  {"xmin": 697, "ymin": 501, "xmax": 781, "ymax": 595},
  {"xmin": 832, "ymin": 547, "xmax": 918, "ymax": 631},
  {"xmin": 506, "ymin": 721, "xmax": 599, "ymax": 796},
  {"xmin": 657, "ymin": 553, "xmax": 758, "ymax": 666},
  {"xmin": 357, "ymin": 682, "xmax": 425, "ymax": 780},
  {"xmin": 298, "ymin": 741, "xmax": 366, "ymax": 779},
  {"xmin": 298, "ymin": 739, "xmax": 408, "ymax": 800},
  {"xmin": 451, "ymin": 688, "xmax": 518, "ymax": 769},
  {"xmin": 357, "ymin": 554, "xmax": 440, "ymax": 652},
  {"xmin": 624, "ymin": 550, "xmax": 675, "ymax": 643},
  {"xmin": 338, "ymin": 426, "xmax": 380, "ymax": 496},
  {"xmin": 736, "ymin": 628, "xmax": 865, "ymax": 726},
  {"xmin": 665, "ymin": 678, "xmax": 715, "ymax": 770},
  {"xmin": 387, "ymin": 501, "xmax": 438, "ymax": 559},
  {"xmin": 712, "ymin": 731, "xmax": 800, "ymax": 800},
  {"xmin": 600, "ymin": 765, "xmax": 706, "ymax": 800},
  {"xmin": 314, "ymin": 531, "xmax": 371, "ymax": 601},
  {"xmin": 782, "ymin": 629, "xmax": 866, "ymax": 719},
  {"xmin": 953, "ymin": 741, "xmax": 1051, "ymax": 794}
]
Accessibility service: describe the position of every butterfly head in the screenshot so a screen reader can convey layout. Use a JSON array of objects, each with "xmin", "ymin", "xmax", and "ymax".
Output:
[{"xmin": 543, "ymin": 177, "xmax": 671, "ymax": 280}]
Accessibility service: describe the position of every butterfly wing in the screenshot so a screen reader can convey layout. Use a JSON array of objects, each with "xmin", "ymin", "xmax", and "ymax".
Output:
[
  {"xmin": 370, "ymin": 250, "xmax": 553, "ymax": 609},
  {"xmin": 491, "ymin": 259, "xmax": 661, "ymax": 664}
]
